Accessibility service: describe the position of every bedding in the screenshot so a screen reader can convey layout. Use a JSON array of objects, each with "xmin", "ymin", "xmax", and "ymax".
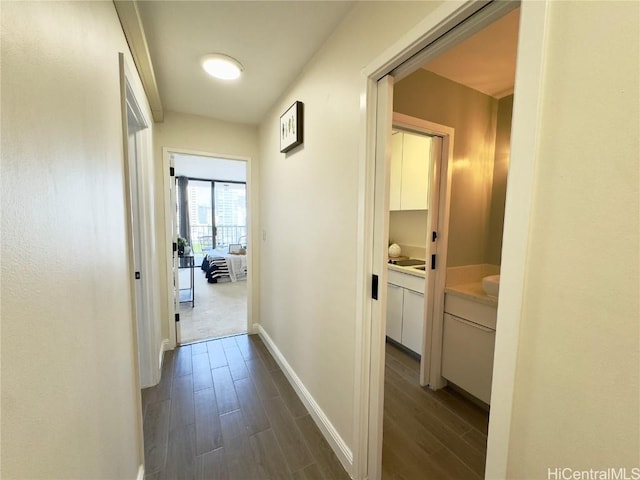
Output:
[{"xmin": 201, "ymin": 247, "xmax": 247, "ymax": 283}]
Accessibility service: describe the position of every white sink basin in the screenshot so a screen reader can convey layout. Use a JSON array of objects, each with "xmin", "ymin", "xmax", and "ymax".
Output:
[{"xmin": 482, "ymin": 275, "xmax": 500, "ymax": 298}]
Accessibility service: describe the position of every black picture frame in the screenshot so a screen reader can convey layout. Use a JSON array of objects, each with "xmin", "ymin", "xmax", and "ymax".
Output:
[{"xmin": 280, "ymin": 101, "xmax": 304, "ymax": 153}]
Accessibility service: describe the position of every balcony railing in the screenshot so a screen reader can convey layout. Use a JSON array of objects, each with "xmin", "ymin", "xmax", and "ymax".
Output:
[{"xmin": 189, "ymin": 225, "xmax": 247, "ymax": 253}]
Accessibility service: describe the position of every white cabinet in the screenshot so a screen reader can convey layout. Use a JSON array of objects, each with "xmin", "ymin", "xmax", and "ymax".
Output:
[
  {"xmin": 386, "ymin": 283, "xmax": 403, "ymax": 343},
  {"xmin": 386, "ymin": 270, "xmax": 425, "ymax": 355},
  {"xmin": 401, "ymin": 289, "xmax": 424, "ymax": 354},
  {"xmin": 389, "ymin": 130, "xmax": 431, "ymax": 211},
  {"xmin": 441, "ymin": 294, "xmax": 497, "ymax": 404}
]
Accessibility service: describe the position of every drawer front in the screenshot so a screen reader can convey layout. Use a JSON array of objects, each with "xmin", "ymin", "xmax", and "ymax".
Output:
[
  {"xmin": 388, "ymin": 269, "xmax": 425, "ymax": 293},
  {"xmin": 441, "ymin": 313, "xmax": 495, "ymax": 404},
  {"xmin": 444, "ymin": 294, "xmax": 497, "ymax": 330}
]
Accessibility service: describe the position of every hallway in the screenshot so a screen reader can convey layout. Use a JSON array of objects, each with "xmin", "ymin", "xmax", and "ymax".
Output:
[{"xmin": 141, "ymin": 334, "xmax": 349, "ymax": 479}]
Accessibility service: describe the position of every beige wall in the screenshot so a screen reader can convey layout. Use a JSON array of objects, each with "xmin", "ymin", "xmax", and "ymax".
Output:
[
  {"xmin": 486, "ymin": 94, "xmax": 513, "ymax": 265},
  {"xmin": 389, "ymin": 210, "xmax": 429, "ymax": 252},
  {"xmin": 503, "ymin": 1, "xmax": 639, "ymax": 475},
  {"xmin": 258, "ymin": 1, "xmax": 444, "ymax": 451},
  {"xmin": 394, "ymin": 70, "xmax": 499, "ymax": 267},
  {"xmin": 153, "ymin": 111, "xmax": 260, "ymax": 340},
  {"xmin": 1, "ymin": 2, "xmax": 147, "ymax": 478}
]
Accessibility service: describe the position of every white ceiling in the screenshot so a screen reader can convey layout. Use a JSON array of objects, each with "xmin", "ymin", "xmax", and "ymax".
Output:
[
  {"xmin": 174, "ymin": 153, "xmax": 246, "ymax": 182},
  {"xmin": 136, "ymin": 1, "xmax": 355, "ymax": 125},
  {"xmin": 423, "ymin": 8, "xmax": 520, "ymax": 98}
]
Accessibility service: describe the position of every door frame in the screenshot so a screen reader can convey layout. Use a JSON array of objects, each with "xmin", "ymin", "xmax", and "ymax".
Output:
[
  {"xmin": 162, "ymin": 147, "xmax": 254, "ymax": 348},
  {"xmin": 121, "ymin": 53, "xmax": 160, "ymax": 391},
  {"xmin": 392, "ymin": 113, "xmax": 455, "ymax": 391},
  {"xmin": 353, "ymin": 1, "xmax": 550, "ymax": 479}
]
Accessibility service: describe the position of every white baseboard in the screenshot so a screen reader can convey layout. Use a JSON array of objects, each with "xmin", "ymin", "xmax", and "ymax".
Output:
[
  {"xmin": 251, "ymin": 323, "xmax": 260, "ymax": 335},
  {"xmin": 136, "ymin": 464, "xmax": 144, "ymax": 480},
  {"xmin": 257, "ymin": 325, "xmax": 354, "ymax": 475},
  {"xmin": 159, "ymin": 339, "xmax": 170, "ymax": 370}
]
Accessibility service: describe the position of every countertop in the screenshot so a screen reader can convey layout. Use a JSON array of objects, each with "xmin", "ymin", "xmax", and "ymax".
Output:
[
  {"xmin": 387, "ymin": 262, "xmax": 427, "ymax": 278},
  {"xmin": 445, "ymin": 282, "xmax": 498, "ymax": 307}
]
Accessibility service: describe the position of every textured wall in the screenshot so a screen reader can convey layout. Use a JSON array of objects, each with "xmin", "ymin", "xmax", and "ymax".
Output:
[{"xmin": 1, "ymin": 2, "xmax": 147, "ymax": 478}]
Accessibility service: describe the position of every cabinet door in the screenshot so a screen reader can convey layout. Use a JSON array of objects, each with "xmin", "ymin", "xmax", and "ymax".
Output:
[
  {"xmin": 401, "ymin": 289, "xmax": 424, "ymax": 354},
  {"xmin": 441, "ymin": 313, "xmax": 495, "ymax": 404},
  {"xmin": 389, "ymin": 132, "xmax": 403, "ymax": 211},
  {"xmin": 386, "ymin": 283, "xmax": 403, "ymax": 342},
  {"xmin": 400, "ymin": 132, "xmax": 431, "ymax": 210}
]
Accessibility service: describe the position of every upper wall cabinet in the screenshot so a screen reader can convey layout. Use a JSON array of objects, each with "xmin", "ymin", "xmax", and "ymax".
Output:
[{"xmin": 389, "ymin": 130, "xmax": 431, "ymax": 211}]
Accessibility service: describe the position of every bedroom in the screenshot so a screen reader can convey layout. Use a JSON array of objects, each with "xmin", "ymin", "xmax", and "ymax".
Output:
[{"xmin": 173, "ymin": 152, "xmax": 248, "ymax": 344}]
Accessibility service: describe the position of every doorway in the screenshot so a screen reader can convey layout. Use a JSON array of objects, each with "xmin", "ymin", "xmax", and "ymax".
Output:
[
  {"xmin": 355, "ymin": 1, "xmax": 546, "ymax": 478},
  {"xmin": 167, "ymin": 151, "xmax": 251, "ymax": 346}
]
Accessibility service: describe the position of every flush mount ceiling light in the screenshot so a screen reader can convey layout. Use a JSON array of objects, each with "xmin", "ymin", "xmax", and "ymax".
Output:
[{"xmin": 201, "ymin": 54, "xmax": 243, "ymax": 80}]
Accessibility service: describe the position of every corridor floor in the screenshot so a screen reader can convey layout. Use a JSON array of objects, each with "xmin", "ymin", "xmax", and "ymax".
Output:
[{"xmin": 141, "ymin": 334, "xmax": 349, "ymax": 480}]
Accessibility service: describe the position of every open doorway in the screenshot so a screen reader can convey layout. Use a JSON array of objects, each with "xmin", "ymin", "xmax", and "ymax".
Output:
[
  {"xmin": 172, "ymin": 152, "xmax": 249, "ymax": 344},
  {"xmin": 358, "ymin": 2, "xmax": 526, "ymax": 479}
]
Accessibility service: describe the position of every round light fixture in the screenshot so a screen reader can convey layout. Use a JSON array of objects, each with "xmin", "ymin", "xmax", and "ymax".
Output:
[{"xmin": 201, "ymin": 54, "xmax": 243, "ymax": 80}]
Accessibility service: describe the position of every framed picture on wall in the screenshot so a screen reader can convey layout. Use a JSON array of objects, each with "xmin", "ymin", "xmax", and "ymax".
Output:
[{"xmin": 280, "ymin": 101, "xmax": 304, "ymax": 153}]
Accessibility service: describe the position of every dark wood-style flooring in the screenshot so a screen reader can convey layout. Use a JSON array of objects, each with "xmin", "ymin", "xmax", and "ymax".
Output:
[
  {"xmin": 141, "ymin": 335, "xmax": 488, "ymax": 480},
  {"xmin": 382, "ymin": 342, "xmax": 489, "ymax": 479},
  {"xmin": 141, "ymin": 334, "xmax": 350, "ymax": 480}
]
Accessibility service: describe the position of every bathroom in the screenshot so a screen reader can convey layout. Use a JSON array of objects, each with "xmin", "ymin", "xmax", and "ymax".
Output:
[{"xmin": 386, "ymin": 7, "xmax": 518, "ymax": 407}]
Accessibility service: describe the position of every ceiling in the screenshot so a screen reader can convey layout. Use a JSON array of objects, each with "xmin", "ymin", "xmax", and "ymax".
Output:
[
  {"xmin": 136, "ymin": 1, "xmax": 355, "ymax": 125},
  {"xmin": 174, "ymin": 153, "xmax": 247, "ymax": 182},
  {"xmin": 423, "ymin": 8, "xmax": 520, "ymax": 98}
]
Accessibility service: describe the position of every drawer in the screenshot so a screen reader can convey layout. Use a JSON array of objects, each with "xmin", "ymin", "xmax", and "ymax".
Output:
[
  {"xmin": 388, "ymin": 269, "xmax": 425, "ymax": 293},
  {"xmin": 444, "ymin": 294, "xmax": 497, "ymax": 330},
  {"xmin": 442, "ymin": 313, "xmax": 495, "ymax": 404}
]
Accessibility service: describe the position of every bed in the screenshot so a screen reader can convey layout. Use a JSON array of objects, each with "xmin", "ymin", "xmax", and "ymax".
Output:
[{"xmin": 201, "ymin": 247, "xmax": 247, "ymax": 283}]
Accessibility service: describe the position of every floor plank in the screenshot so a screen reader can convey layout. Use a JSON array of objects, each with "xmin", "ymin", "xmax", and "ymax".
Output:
[
  {"xmin": 261, "ymin": 395, "xmax": 314, "ymax": 474},
  {"xmin": 211, "ymin": 366, "xmax": 240, "ymax": 415},
  {"xmin": 192, "ymin": 353, "xmax": 213, "ymax": 392},
  {"xmin": 164, "ymin": 423, "xmax": 196, "ymax": 480},
  {"xmin": 170, "ymin": 374, "xmax": 195, "ymax": 431},
  {"xmin": 174, "ymin": 344, "xmax": 193, "ymax": 377},
  {"xmin": 223, "ymin": 343, "xmax": 250, "ymax": 381},
  {"xmin": 270, "ymin": 369, "xmax": 308, "ymax": 419},
  {"xmin": 207, "ymin": 339, "xmax": 228, "ymax": 369},
  {"xmin": 143, "ymin": 399, "xmax": 170, "ymax": 475},
  {"xmin": 195, "ymin": 448, "xmax": 229, "ymax": 480},
  {"xmin": 194, "ymin": 388, "xmax": 223, "ymax": 455},
  {"xmin": 234, "ymin": 377, "xmax": 271, "ymax": 435},
  {"xmin": 294, "ymin": 415, "xmax": 350, "ymax": 480},
  {"xmin": 250, "ymin": 428, "xmax": 293, "ymax": 480}
]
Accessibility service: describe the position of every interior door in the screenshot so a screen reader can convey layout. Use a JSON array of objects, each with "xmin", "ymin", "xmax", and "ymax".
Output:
[{"xmin": 367, "ymin": 74, "xmax": 394, "ymax": 480}]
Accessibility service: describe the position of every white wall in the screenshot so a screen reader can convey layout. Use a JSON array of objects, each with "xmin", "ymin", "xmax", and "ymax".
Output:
[
  {"xmin": 258, "ymin": 1, "xmax": 443, "ymax": 452},
  {"xmin": 497, "ymin": 1, "xmax": 640, "ymax": 475},
  {"xmin": 1, "ymin": 2, "xmax": 149, "ymax": 478},
  {"xmin": 153, "ymin": 111, "xmax": 259, "ymax": 341}
]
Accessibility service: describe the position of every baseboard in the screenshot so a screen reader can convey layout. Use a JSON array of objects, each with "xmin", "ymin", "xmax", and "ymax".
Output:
[
  {"xmin": 136, "ymin": 464, "xmax": 144, "ymax": 480},
  {"xmin": 250, "ymin": 323, "xmax": 260, "ymax": 335},
  {"xmin": 159, "ymin": 338, "xmax": 170, "ymax": 370},
  {"xmin": 257, "ymin": 325, "xmax": 354, "ymax": 475}
]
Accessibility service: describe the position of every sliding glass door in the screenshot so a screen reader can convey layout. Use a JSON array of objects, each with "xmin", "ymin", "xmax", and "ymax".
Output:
[
  {"xmin": 213, "ymin": 182, "xmax": 247, "ymax": 248},
  {"xmin": 176, "ymin": 179, "xmax": 247, "ymax": 255}
]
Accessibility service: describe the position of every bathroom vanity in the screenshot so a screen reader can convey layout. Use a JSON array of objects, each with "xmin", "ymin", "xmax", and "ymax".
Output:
[{"xmin": 441, "ymin": 265, "xmax": 499, "ymax": 405}]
